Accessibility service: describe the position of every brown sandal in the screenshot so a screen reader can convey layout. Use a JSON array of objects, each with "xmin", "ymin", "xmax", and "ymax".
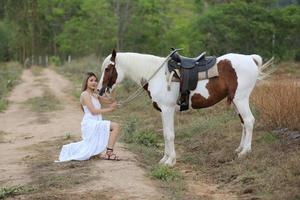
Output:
[{"xmin": 101, "ymin": 148, "xmax": 121, "ymax": 161}]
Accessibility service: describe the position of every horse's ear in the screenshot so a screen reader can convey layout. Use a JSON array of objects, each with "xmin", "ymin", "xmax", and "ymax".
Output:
[{"xmin": 111, "ymin": 49, "xmax": 116, "ymax": 62}]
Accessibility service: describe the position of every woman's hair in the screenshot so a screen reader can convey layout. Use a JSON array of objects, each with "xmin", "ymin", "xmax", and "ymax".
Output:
[
  {"xmin": 80, "ymin": 72, "xmax": 98, "ymax": 112},
  {"xmin": 82, "ymin": 72, "xmax": 99, "ymax": 92}
]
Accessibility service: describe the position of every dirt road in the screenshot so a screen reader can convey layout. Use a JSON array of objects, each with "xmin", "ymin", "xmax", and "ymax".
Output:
[{"xmin": 0, "ymin": 68, "xmax": 167, "ymax": 199}]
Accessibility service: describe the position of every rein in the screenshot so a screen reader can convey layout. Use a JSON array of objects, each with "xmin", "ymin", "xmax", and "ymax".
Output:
[{"xmin": 115, "ymin": 49, "xmax": 179, "ymax": 107}]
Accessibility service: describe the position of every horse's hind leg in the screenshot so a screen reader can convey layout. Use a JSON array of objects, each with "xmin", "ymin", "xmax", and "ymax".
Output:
[
  {"xmin": 233, "ymin": 98, "xmax": 255, "ymax": 157},
  {"xmin": 233, "ymin": 103, "xmax": 246, "ymax": 153}
]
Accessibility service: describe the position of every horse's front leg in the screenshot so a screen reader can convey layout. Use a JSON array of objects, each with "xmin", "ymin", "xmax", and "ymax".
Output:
[{"xmin": 159, "ymin": 105, "xmax": 176, "ymax": 166}]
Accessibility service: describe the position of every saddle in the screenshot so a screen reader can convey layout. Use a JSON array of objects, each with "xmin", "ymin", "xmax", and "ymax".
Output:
[{"xmin": 167, "ymin": 50, "xmax": 217, "ymax": 111}]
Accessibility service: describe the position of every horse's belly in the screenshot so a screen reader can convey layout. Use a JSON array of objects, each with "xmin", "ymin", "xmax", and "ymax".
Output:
[{"xmin": 190, "ymin": 79, "xmax": 227, "ymax": 109}]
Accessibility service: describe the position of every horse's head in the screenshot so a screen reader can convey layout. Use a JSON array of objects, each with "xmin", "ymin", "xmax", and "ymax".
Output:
[{"xmin": 97, "ymin": 49, "xmax": 124, "ymax": 97}]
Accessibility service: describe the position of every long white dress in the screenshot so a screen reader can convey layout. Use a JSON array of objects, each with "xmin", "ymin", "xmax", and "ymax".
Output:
[{"xmin": 58, "ymin": 94, "xmax": 111, "ymax": 162}]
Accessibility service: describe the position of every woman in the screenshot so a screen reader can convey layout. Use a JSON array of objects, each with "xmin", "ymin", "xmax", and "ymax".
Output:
[{"xmin": 57, "ymin": 72, "xmax": 120, "ymax": 162}]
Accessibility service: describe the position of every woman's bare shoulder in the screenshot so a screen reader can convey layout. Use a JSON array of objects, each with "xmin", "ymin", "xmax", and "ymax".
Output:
[{"xmin": 80, "ymin": 91, "xmax": 89, "ymax": 97}]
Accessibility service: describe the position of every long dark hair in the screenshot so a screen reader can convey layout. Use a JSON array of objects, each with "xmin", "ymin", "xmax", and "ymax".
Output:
[
  {"xmin": 82, "ymin": 72, "xmax": 99, "ymax": 92},
  {"xmin": 81, "ymin": 72, "xmax": 99, "ymax": 111}
]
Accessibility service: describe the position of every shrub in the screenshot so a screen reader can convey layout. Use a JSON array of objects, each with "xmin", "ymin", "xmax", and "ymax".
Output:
[{"xmin": 252, "ymin": 80, "xmax": 300, "ymax": 130}]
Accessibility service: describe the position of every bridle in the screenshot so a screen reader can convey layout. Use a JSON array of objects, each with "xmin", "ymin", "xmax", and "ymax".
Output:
[{"xmin": 100, "ymin": 49, "xmax": 180, "ymax": 107}]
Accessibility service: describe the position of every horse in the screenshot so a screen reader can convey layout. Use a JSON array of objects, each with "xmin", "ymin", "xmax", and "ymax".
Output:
[{"xmin": 97, "ymin": 49, "xmax": 272, "ymax": 166}]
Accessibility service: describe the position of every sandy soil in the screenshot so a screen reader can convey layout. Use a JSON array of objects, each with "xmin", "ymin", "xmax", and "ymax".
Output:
[{"xmin": 0, "ymin": 68, "xmax": 238, "ymax": 200}]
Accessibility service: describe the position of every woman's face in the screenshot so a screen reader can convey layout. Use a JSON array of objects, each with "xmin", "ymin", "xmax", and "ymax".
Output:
[{"xmin": 87, "ymin": 76, "xmax": 98, "ymax": 91}]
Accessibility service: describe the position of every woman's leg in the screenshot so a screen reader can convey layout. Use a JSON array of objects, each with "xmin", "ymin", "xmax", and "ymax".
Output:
[{"xmin": 107, "ymin": 122, "xmax": 120, "ymax": 149}]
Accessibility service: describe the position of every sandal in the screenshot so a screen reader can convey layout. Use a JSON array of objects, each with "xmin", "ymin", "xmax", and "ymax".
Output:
[{"xmin": 101, "ymin": 147, "xmax": 121, "ymax": 161}]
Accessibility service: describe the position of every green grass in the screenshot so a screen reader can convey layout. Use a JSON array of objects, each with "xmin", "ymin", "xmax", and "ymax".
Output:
[
  {"xmin": 0, "ymin": 62, "xmax": 22, "ymax": 112},
  {"xmin": 24, "ymin": 89, "xmax": 63, "ymax": 112},
  {"xmin": 0, "ymin": 185, "xmax": 25, "ymax": 199},
  {"xmin": 150, "ymin": 165, "xmax": 181, "ymax": 181}
]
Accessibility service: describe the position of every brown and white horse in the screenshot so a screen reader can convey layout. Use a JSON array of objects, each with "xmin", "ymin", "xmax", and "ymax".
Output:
[{"xmin": 98, "ymin": 49, "xmax": 271, "ymax": 166}]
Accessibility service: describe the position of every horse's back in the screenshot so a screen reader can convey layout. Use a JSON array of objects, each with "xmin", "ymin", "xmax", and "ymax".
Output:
[{"xmin": 218, "ymin": 53, "xmax": 259, "ymax": 78}]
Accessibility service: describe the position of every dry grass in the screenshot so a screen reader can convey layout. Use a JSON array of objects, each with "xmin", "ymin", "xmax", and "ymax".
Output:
[
  {"xmin": 24, "ymin": 88, "xmax": 63, "ymax": 113},
  {"xmin": 252, "ymin": 80, "xmax": 300, "ymax": 130},
  {"xmin": 16, "ymin": 137, "xmax": 102, "ymax": 199}
]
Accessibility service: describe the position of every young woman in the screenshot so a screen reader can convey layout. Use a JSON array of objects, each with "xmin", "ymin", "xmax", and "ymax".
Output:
[{"xmin": 57, "ymin": 72, "xmax": 120, "ymax": 162}]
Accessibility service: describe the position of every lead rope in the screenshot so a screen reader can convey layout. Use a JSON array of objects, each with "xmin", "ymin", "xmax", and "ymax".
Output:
[{"xmin": 115, "ymin": 49, "xmax": 179, "ymax": 107}]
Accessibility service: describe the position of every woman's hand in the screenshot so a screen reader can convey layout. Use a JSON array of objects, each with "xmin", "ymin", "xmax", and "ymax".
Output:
[{"xmin": 109, "ymin": 101, "xmax": 118, "ymax": 111}]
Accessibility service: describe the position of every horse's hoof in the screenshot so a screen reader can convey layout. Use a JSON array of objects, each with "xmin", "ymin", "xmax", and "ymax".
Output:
[
  {"xmin": 238, "ymin": 149, "xmax": 251, "ymax": 158},
  {"xmin": 164, "ymin": 158, "xmax": 176, "ymax": 167},
  {"xmin": 159, "ymin": 156, "xmax": 168, "ymax": 164},
  {"xmin": 235, "ymin": 146, "xmax": 243, "ymax": 153}
]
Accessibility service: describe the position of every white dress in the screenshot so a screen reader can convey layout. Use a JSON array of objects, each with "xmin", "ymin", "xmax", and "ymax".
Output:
[{"xmin": 58, "ymin": 94, "xmax": 111, "ymax": 162}]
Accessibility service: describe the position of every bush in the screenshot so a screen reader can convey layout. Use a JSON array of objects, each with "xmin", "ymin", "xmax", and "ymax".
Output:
[
  {"xmin": 49, "ymin": 56, "xmax": 62, "ymax": 66},
  {"xmin": 252, "ymin": 80, "xmax": 300, "ymax": 130}
]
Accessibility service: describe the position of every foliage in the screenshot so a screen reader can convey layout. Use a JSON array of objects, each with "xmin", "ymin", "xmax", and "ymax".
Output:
[
  {"xmin": 189, "ymin": 1, "xmax": 276, "ymax": 58},
  {"xmin": 121, "ymin": 117, "xmax": 159, "ymax": 147},
  {"xmin": 1, "ymin": 0, "xmax": 299, "ymax": 62},
  {"xmin": 0, "ymin": 62, "xmax": 22, "ymax": 111},
  {"xmin": 0, "ymin": 185, "xmax": 24, "ymax": 199},
  {"xmin": 150, "ymin": 165, "xmax": 181, "ymax": 181}
]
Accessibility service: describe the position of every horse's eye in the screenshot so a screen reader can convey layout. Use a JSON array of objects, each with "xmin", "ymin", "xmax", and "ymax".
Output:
[{"xmin": 105, "ymin": 68, "xmax": 109, "ymax": 72}]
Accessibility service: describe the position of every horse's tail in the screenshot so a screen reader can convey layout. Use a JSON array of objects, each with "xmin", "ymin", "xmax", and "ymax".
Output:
[{"xmin": 251, "ymin": 55, "xmax": 276, "ymax": 80}]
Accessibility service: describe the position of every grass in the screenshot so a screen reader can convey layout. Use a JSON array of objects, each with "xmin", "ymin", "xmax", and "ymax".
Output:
[
  {"xmin": 31, "ymin": 65, "xmax": 44, "ymax": 76},
  {"xmin": 24, "ymin": 88, "xmax": 63, "ymax": 112},
  {"xmin": 252, "ymin": 79, "xmax": 300, "ymax": 130},
  {"xmin": 0, "ymin": 131, "xmax": 6, "ymax": 143},
  {"xmin": 0, "ymin": 62, "xmax": 22, "ymax": 112},
  {"xmin": 150, "ymin": 165, "xmax": 181, "ymax": 181},
  {"xmin": 0, "ymin": 185, "xmax": 27, "ymax": 199},
  {"xmin": 17, "ymin": 138, "xmax": 100, "ymax": 199}
]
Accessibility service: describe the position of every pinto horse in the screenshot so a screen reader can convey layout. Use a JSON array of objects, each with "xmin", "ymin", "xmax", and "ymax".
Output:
[{"xmin": 97, "ymin": 49, "xmax": 271, "ymax": 166}]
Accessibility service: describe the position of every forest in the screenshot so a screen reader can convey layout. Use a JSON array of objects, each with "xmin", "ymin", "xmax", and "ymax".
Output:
[{"xmin": 0, "ymin": 0, "xmax": 299, "ymax": 63}]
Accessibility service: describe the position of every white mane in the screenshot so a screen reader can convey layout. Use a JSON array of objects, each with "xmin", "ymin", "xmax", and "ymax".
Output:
[{"xmin": 114, "ymin": 52, "xmax": 166, "ymax": 84}]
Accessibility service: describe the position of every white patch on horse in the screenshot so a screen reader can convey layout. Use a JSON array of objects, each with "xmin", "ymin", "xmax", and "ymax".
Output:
[{"xmin": 191, "ymin": 80, "xmax": 210, "ymax": 99}]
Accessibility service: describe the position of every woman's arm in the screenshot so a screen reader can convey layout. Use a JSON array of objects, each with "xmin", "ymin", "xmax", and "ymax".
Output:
[
  {"xmin": 98, "ymin": 95, "xmax": 114, "ymax": 104},
  {"xmin": 81, "ymin": 92, "xmax": 116, "ymax": 115}
]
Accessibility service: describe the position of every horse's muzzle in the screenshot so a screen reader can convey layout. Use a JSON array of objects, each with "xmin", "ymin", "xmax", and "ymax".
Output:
[{"xmin": 98, "ymin": 87, "xmax": 106, "ymax": 96}]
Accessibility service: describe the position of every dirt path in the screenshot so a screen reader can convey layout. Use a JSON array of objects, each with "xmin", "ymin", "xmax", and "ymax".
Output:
[{"xmin": 0, "ymin": 68, "xmax": 166, "ymax": 199}]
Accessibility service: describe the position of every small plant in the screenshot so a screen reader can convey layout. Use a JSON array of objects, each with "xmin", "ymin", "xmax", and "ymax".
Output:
[
  {"xmin": 134, "ymin": 130, "xmax": 159, "ymax": 147},
  {"xmin": 150, "ymin": 165, "xmax": 181, "ymax": 181},
  {"xmin": 121, "ymin": 118, "xmax": 138, "ymax": 143},
  {"xmin": 65, "ymin": 132, "xmax": 71, "ymax": 140},
  {"xmin": 0, "ymin": 185, "xmax": 24, "ymax": 199}
]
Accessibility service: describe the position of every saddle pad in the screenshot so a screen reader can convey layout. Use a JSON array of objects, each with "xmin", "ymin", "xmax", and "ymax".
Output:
[
  {"xmin": 170, "ymin": 62, "xmax": 219, "ymax": 82},
  {"xmin": 198, "ymin": 62, "xmax": 219, "ymax": 80}
]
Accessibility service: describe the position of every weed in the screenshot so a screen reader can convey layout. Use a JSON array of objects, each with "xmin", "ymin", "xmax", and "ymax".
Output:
[
  {"xmin": 0, "ymin": 185, "xmax": 24, "ymax": 199},
  {"xmin": 150, "ymin": 165, "xmax": 181, "ymax": 181},
  {"xmin": 64, "ymin": 132, "xmax": 71, "ymax": 140}
]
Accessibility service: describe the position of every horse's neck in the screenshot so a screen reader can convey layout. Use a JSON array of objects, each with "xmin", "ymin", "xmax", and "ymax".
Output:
[{"xmin": 118, "ymin": 53, "xmax": 165, "ymax": 84}]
